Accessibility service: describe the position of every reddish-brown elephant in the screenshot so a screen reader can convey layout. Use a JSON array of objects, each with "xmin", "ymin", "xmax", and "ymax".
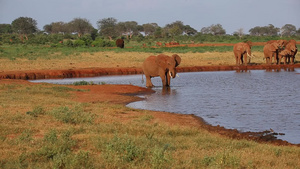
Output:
[
  {"xmin": 263, "ymin": 41, "xmax": 284, "ymax": 64},
  {"xmin": 233, "ymin": 41, "xmax": 253, "ymax": 65},
  {"xmin": 284, "ymin": 39, "xmax": 298, "ymax": 64},
  {"xmin": 142, "ymin": 54, "xmax": 181, "ymax": 87},
  {"xmin": 278, "ymin": 49, "xmax": 291, "ymax": 65},
  {"xmin": 116, "ymin": 39, "xmax": 124, "ymax": 48}
]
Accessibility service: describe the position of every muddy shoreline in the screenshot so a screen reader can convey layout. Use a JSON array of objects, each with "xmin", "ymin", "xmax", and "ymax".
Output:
[
  {"xmin": 1, "ymin": 64, "xmax": 300, "ymax": 80},
  {"xmin": 1, "ymin": 65, "xmax": 299, "ymax": 146}
]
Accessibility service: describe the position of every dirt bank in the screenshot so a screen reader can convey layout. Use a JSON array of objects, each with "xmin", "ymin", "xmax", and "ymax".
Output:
[{"xmin": 1, "ymin": 64, "xmax": 300, "ymax": 80}]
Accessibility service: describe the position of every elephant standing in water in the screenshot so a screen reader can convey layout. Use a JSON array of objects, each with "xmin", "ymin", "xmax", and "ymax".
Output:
[
  {"xmin": 233, "ymin": 41, "xmax": 253, "ymax": 65},
  {"xmin": 142, "ymin": 54, "xmax": 181, "ymax": 87}
]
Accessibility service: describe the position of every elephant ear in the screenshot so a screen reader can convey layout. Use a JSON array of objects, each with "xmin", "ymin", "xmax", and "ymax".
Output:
[
  {"xmin": 271, "ymin": 42, "xmax": 280, "ymax": 50},
  {"xmin": 172, "ymin": 54, "xmax": 181, "ymax": 67}
]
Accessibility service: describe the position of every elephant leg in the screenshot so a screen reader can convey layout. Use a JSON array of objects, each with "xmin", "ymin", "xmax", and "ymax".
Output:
[
  {"xmin": 145, "ymin": 75, "xmax": 153, "ymax": 87},
  {"xmin": 278, "ymin": 56, "xmax": 281, "ymax": 65},
  {"xmin": 166, "ymin": 74, "xmax": 171, "ymax": 86},
  {"xmin": 291, "ymin": 56, "xmax": 295, "ymax": 64},
  {"xmin": 240, "ymin": 55, "xmax": 244, "ymax": 65},
  {"xmin": 283, "ymin": 56, "xmax": 287, "ymax": 65},
  {"xmin": 160, "ymin": 74, "xmax": 167, "ymax": 86},
  {"xmin": 244, "ymin": 54, "xmax": 248, "ymax": 65}
]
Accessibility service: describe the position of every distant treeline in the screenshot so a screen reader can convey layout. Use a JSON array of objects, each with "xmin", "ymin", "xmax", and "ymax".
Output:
[{"xmin": 0, "ymin": 17, "xmax": 299, "ymax": 47}]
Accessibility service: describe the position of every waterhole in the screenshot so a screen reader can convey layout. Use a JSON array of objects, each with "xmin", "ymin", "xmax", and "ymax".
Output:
[{"xmin": 31, "ymin": 69, "xmax": 300, "ymax": 144}]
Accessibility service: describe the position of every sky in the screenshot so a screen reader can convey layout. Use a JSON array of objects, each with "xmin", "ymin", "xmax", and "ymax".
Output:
[{"xmin": 0, "ymin": 0, "xmax": 300, "ymax": 34}]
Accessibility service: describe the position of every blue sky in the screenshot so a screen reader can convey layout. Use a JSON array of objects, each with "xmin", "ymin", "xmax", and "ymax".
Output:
[{"xmin": 1, "ymin": 0, "xmax": 299, "ymax": 34}]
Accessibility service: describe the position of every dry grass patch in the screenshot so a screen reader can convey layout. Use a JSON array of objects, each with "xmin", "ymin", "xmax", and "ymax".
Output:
[{"xmin": 0, "ymin": 51, "xmax": 269, "ymax": 72}]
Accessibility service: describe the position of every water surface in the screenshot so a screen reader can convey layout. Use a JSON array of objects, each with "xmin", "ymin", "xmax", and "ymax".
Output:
[{"xmin": 31, "ymin": 69, "xmax": 300, "ymax": 144}]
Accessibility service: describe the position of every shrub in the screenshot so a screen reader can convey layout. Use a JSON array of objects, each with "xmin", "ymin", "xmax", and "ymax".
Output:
[
  {"xmin": 73, "ymin": 40, "xmax": 86, "ymax": 47},
  {"xmin": 26, "ymin": 106, "xmax": 45, "ymax": 117}
]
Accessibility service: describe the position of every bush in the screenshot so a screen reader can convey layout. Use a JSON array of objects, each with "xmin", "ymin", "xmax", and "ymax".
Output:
[{"xmin": 73, "ymin": 40, "xmax": 86, "ymax": 47}]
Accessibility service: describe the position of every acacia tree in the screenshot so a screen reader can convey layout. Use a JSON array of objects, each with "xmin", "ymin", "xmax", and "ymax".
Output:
[
  {"xmin": 233, "ymin": 28, "xmax": 244, "ymax": 39},
  {"xmin": 97, "ymin": 17, "xmax": 118, "ymax": 40},
  {"xmin": 11, "ymin": 17, "xmax": 38, "ymax": 41},
  {"xmin": 69, "ymin": 18, "xmax": 93, "ymax": 37},
  {"xmin": 249, "ymin": 24, "xmax": 279, "ymax": 36},
  {"xmin": 142, "ymin": 23, "xmax": 158, "ymax": 36},
  {"xmin": 280, "ymin": 24, "xmax": 296, "ymax": 37},
  {"xmin": 44, "ymin": 21, "xmax": 69, "ymax": 34},
  {"xmin": 164, "ymin": 21, "xmax": 184, "ymax": 37},
  {"xmin": 183, "ymin": 25, "xmax": 197, "ymax": 35},
  {"xmin": 200, "ymin": 24, "xmax": 226, "ymax": 35}
]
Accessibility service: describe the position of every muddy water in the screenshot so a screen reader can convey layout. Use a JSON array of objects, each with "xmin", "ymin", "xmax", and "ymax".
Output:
[{"xmin": 31, "ymin": 69, "xmax": 300, "ymax": 144}]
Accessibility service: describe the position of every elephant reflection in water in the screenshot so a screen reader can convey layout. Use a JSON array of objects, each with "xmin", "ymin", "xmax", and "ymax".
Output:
[{"xmin": 142, "ymin": 54, "xmax": 181, "ymax": 88}]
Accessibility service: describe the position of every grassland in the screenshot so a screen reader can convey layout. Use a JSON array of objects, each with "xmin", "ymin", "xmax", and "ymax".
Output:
[
  {"xmin": 0, "ymin": 44, "xmax": 271, "ymax": 71},
  {"xmin": 0, "ymin": 44, "xmax": 300, "ymax": 168}
]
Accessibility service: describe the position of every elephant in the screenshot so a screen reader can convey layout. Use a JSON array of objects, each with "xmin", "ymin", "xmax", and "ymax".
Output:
[
  {"xmin": 284, "ymin": 39, "xmax": 298, "ymax": 64},
  {"xmin": 116, "ymin": 39, "xmax": 124, "ymax": 48},
  {"xmin": 233, "ymin": 41, "xmax": 253, "ymax": 65},
  {"xmin": 278, "ymin": 49, "xmax": 292, "ymax": 65},
  {"xmin": 263, "ymin": 41, "xmax": 283, "ymax": 64},
  {"xmin": 142, "ymin": 54, "xmax": 181, "ymax": 87}
]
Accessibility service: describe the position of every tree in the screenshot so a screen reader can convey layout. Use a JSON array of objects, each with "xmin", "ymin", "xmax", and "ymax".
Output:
[
  {"xmin": 142, "ymin": 23, "xmax": 158, "ymax": 36},
  {"xmin": 164, "ymin": 21, "xmax": 184, "ymax": 37},
  {"xmin": 296, "ymin": 28, "xmax": 300, "ymax": 36},
  {"xmin": 200, "ymin": 26, "xmax": 211, "ymax": 34},
  {"xmin": 97, "ymin": 17, "xmax": 118, "ymax": 40},
  {"xmin": 44, "ymin": 21, "xmax": 69, "ymax": 34},
  {"xmin": 116, "ymin": 21, "xmax": 139, "ymax": 39},
  {"xmin": 249, "ymin": 24, "xmax": 279, "ymax": 36},
  {"xmin": 233, "ymin": 28, "xmax": 244, "ymax": 39},
  {"xmin": 11, "ymin": 17, "xmax": 38, "ymax": 41},
  {"xmin": 210, "ymin": 24, "xmax": 226, "ymax": 35},
  {"xmin": 280, "ymin": 24, "xmax": 296, "ymax": 37},
  {"xmin": 183, "ymin": 25, "xmax": 197, "ymax": 35},
  {"xmin": 69, "ymin": 18, "xmax": 94, "ymax": 37},
  {"xmin": 0, "ymin": 24, "xmax": 12, "ymax": 34},
  {"xmin": 200, "ymin": 24, "xmax": 226, "ymax": 35}
]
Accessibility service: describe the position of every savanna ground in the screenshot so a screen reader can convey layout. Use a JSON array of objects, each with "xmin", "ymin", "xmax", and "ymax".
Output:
[{"xmin": 0, "ymin": 44, "xmax": 300, "ymax": 168}]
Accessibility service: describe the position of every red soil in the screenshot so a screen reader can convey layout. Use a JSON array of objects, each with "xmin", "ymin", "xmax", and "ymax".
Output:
[{"xmin": 1, "ymin": 64, "xmax": 300, "ymax": 80}]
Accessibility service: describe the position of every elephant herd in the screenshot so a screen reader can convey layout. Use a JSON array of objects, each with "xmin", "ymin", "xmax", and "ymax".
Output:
[
  {"xmin": 233, "ymin": 39, "xmax": 298, "ymax": 65},
  {"xmin": 142, "ymin": 40, "xmax": 297, "ymax": 88}
]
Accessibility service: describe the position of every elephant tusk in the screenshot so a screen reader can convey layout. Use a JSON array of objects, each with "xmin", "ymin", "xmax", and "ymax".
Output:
[
  {"xmin": 247, "ymin": 52, "xmax": 255, "ymax": 58},
  {"xmin": 169, "ymin": 71, "xmax": 173, "ymax": 78}
]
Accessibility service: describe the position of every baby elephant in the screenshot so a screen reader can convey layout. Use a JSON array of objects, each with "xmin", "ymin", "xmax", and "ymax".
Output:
[{"xmin": 142, "ymin": 54, "xmax": 181, "ymax": 87}]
